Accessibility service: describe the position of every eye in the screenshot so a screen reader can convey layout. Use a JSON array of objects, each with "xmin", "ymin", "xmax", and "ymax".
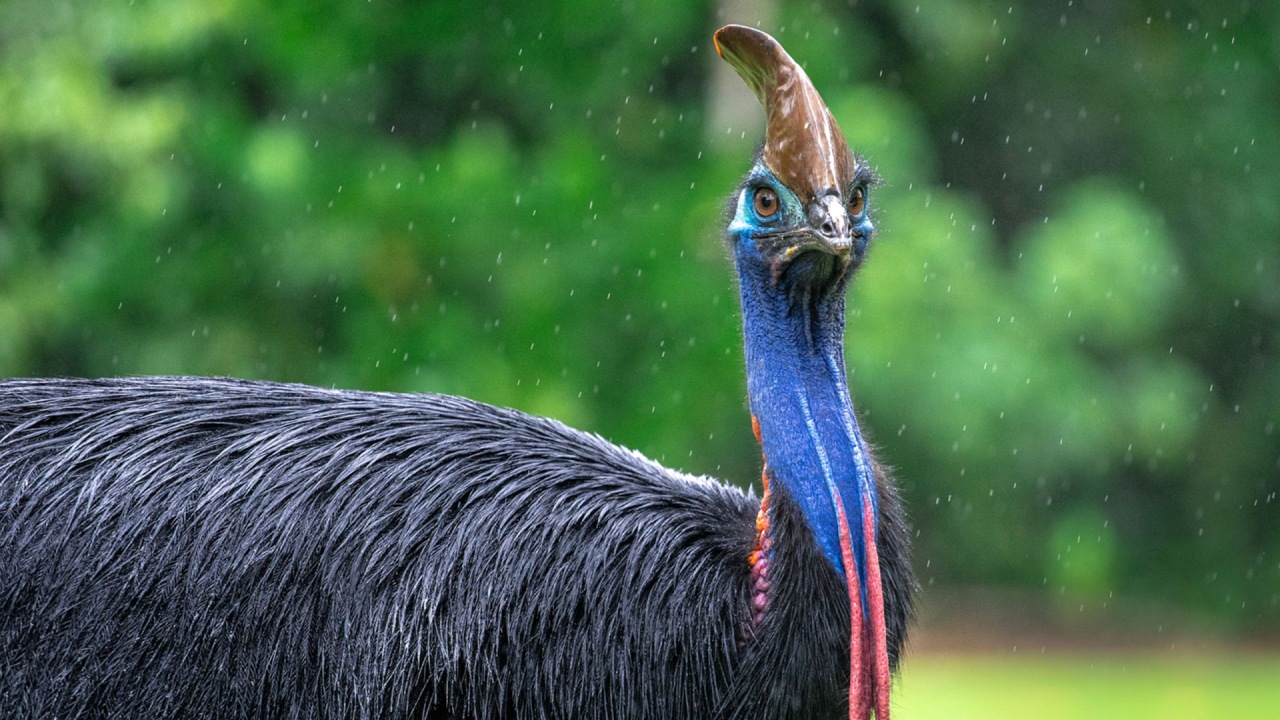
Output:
[
  {"xmin": 847, "ymin": 186, "xmax": 866, "ymax": 217},
  {"xmin": 752, "ymin": 187, "xmax": 779, "ymax": 218}
]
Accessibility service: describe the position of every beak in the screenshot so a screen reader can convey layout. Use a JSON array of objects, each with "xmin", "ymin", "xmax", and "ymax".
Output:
[{"xmin": 807, "ymin": 194, "xmax": 852, "ymax": 256}]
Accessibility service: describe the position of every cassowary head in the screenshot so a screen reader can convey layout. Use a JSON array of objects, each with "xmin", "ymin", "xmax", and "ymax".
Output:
[{"xmin": 716, "ymin": 25, "xmax": 876, "ymax": 290}]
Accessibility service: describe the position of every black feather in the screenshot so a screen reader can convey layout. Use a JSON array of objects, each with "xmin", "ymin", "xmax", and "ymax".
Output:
[{"xmin": 0, "ymin": 376, "xmax": 910, "ymax": 718}]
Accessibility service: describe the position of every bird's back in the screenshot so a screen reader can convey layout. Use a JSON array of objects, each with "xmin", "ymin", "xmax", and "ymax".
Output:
[{"xmin": 0, "ymin": 376, "xmax": 757, "ymax": 719}]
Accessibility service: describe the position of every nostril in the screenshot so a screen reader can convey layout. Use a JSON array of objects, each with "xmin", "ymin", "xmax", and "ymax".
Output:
[{"xmin": 808, "ymin": 196, "xmax": 845, "ymax": 238}]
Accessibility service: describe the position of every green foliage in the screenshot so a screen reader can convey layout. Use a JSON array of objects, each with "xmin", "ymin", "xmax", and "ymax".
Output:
[{"xmin": 0, "ymin": 0, "xmax": 1276, "ymax": 632}]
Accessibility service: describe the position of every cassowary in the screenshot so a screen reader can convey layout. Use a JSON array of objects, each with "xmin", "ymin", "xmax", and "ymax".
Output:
[{"xmin": 0, "ymin": 25, "xmax": 913, "ymax": 719}]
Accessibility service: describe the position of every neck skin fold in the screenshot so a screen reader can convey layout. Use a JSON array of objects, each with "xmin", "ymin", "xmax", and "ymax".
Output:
[
  {"xmin": 737, "ymin": 255, "xmax": 879, "ymax": 612},
  {"xmin": 737, "ymin": 255, "xmax": 891, "ymax": 718}
]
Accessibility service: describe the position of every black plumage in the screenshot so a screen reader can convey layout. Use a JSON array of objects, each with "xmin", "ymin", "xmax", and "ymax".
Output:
[{"xmin": 0, "ymin": 376, "xmax": 910, "ymax": 719}]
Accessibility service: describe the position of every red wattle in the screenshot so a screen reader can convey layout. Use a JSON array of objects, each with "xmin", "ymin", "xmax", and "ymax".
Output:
[
  {"xmin": 863, "ymin": 503, "xmax": 891, "ymax": 720},
  {"xmin": 833, "ymin": 494, "xmax": 870, "ymax": 719}
]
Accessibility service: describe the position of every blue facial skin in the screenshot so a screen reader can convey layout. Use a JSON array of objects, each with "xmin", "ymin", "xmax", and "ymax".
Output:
[{"xmin": 729, "ymin": 161, "xmax": 878, "ymax": 617}]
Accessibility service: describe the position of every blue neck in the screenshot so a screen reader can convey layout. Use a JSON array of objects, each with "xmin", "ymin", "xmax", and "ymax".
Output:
[{"xmin": 736, "ymin": 252, "xmax": 878, "ymax": 596}]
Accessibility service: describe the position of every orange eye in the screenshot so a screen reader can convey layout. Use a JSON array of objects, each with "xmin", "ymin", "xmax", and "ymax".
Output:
[
  {"xmin": 753, "ymin": 187, "xmax": 779, "ymax": 218},
  {"xmin": 847, "ymin": 187, "xmax": 866, "ymax": 216}
]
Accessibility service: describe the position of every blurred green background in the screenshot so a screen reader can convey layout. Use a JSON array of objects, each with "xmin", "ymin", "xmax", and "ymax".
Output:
[{"xmin": 1, "ymin": 0, "xmax": 1277, "ymax": 715}]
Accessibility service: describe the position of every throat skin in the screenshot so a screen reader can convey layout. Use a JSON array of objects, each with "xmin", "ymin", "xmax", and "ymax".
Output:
[{"xmin": 737, "ymin": 253, "xmax": 879, "ymax": 615}]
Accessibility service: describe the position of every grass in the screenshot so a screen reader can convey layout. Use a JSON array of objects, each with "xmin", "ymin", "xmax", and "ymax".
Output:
[{"xmin": 894, "ymin": 652, "xmax": 1280, "ymax": 719}]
